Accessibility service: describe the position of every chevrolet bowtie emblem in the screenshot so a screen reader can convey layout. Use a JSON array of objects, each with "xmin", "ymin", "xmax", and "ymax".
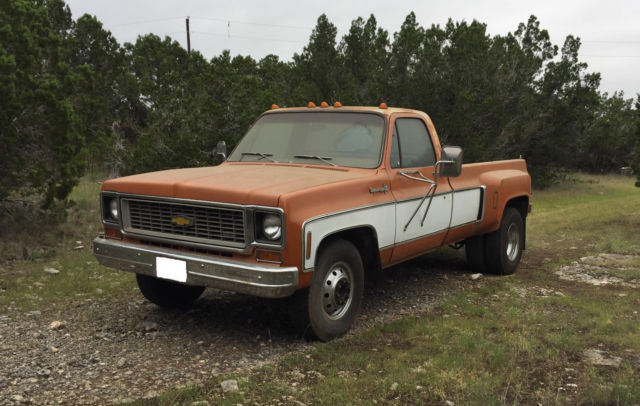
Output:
[{"xmin": 171, "ymin": 216, "xmax": 194, "ymax": 227}]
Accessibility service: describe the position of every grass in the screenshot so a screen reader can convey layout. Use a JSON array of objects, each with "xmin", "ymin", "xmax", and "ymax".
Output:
[
  {"xmin": 0, "ymin": 173, "xmax": 136, "ymax": 312},
  {"xmin": 133, "ymin": 173, "xmax": 640, "ymax": 405}
]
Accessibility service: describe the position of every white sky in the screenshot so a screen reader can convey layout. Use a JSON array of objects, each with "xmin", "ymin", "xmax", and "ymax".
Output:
[{"xmin": 66, "ymin": 0, "xmax": 640, "ymax": 99}]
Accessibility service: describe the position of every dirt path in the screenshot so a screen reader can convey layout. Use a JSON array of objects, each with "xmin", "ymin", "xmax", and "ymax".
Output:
[{"xmin": 0, "ymin": 252, "xmax": 475, "ymax": 405}]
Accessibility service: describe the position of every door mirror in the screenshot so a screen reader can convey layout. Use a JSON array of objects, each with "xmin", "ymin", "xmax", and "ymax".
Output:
[
  {"xmin": 439, "ymin": 146, "xmax": 463, "ymax": 177},
  {"xmin": 216, "ymin": 141, "xmax": 227, "ymax": 160}
]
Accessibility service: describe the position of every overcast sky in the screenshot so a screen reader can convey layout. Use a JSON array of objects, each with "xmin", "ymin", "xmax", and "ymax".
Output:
[{"xmin": 65, "ymin": 0, "xmax": 640, "ymax": 99}]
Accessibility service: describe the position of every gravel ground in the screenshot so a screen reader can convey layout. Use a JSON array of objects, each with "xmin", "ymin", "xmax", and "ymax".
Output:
[{"xmin": 0, "ymin": 252, "xmax": 475, "ymax": 405}]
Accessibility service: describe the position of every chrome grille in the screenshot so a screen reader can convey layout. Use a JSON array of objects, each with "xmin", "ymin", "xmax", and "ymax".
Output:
[{"xmin": 122, "ymin": 198, "xmax": 246, "ymax": 247}]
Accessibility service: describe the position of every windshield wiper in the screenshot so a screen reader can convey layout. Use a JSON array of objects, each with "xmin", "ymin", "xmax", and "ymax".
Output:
[
  {"xmin": 293, "ymin": 154, "xmax": 336, "ymax": 166},
  {"xmin": 240, "ymin": 152, "xmax": 276, "ymax": 162}
]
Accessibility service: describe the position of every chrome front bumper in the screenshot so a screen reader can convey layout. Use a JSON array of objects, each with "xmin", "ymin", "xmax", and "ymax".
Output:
[{"xmin": 93, "ymin": 237, "xmax": 298, "ymax": 298}]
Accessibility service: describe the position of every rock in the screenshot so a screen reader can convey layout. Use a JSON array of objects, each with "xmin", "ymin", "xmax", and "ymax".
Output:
[
  {"xmin": 221, "ymin": 379, "xmax": 239, "ymax": 393},
  {"xmin": 445, "ymin": 401, "xmax": 455, "ymax": 406},
  {"xmin": 390, "ymin": 382, "xmax": 398, "ymax": 391},
  {"xmin": 470, "ymin": 273, "xmax": 482, "ymax": 280},
  {"xmin": 11, "ymin": 394, "xmax": 25, "ymax": 403},
  {"xmin": 583, "ymin": 348, "xmax": 622, "ymax": 367},
  {"xmin": 49, "ymin": 320, "xmax": 66, "ymax": 330},
  {"xmin": 37, "ymin": 368, "xmax": 51, "ymax": 376},
  {"xmin": 116, "ymin": 357, "xmax": 127, "ymax": 368},
  {"xmin": 191, "ymin": 402, "xmax": 210, "ymax": 406},
  {"xmin": 44, "ymin": 267, "xmax": 60, "ymax": 275},
  {"xmin": 136, "ymin": 321, "xmax": 159, "ymax": 332},
  {"xmin": 26, "ymin": 310, "xmax": 41, "ymax": 317}
]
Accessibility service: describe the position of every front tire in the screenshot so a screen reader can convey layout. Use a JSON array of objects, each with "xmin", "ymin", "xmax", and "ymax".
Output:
[
  {"xmin": 484, "ymin": 207, "xmax": 525, "ymax": 275},
  {"xmin": 136, "ymin": 274, "xmax": 205, "ymax": 308},
  {"xmin": 308, "ymin": 239, "xmax": 364, "ymax": 341}
]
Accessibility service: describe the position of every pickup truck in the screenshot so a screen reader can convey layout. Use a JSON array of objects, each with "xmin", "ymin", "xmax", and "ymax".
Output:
[{"xmin": 93, "ymin": 103, "xmax": 531, "ymax": 341}]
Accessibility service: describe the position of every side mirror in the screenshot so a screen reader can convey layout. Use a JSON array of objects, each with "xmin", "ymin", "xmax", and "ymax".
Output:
[
  {"xmin": 439, "ymin": 146, "xmax": 463, "ymax": 178},
  {"xmin": 216, "ymin": 141, "xmax": 227, "ymax": 160}
]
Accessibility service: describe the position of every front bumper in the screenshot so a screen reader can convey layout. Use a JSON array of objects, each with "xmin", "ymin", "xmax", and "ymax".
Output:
[{"xmin": 93, "ymin": 237, "xmax": 298, "ymax": 298}]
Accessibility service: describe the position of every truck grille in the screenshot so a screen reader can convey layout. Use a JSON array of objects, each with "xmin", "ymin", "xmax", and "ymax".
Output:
[{"xmin": 122, "ymin": 198, "xmax": 246, "ymax": 247}]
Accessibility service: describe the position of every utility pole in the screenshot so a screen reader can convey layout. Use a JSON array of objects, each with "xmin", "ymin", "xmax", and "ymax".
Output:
[{"xmin": 185, "ymin": 16, "xmax": 191, "ymax": 53}]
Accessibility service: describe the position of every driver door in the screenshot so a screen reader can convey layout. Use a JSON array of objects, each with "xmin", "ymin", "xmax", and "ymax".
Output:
[{"xmin": 388, "ymin": 116, "xmax": 453, "ymax": 263}]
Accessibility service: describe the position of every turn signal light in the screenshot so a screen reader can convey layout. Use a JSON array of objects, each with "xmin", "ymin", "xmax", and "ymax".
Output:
[
  {"xmin": 105, "ymin": 226, "xmax": 122, "ymax": 240},
  {"xmin": 308, "ymin": 101, "xmax": 316, "ymax": 108},
  {"xmin": 256, "ymin": 250, "xmax": 282, "ymax": 264}
]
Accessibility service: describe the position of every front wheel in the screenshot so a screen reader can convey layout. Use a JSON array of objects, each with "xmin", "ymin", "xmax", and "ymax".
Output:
[
  {"xmin": 136, "ymin": 274, "xmax": 205, "ymax": 308},
  {"xmin": 308, "ymin": 239, "xmax": 364, "ymax": 341},
  {"xmin": 484, "ymin": 207, "xmax": 525, "ymax": 275}
]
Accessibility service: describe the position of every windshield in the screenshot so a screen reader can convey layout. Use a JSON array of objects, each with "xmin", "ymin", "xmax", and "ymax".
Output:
[{"xmin": 227, "ymin": 112, "xmax": 385, "ymax": 168}]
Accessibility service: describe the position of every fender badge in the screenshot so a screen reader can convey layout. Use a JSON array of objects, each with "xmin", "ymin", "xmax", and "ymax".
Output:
[{"xmin": 171, "ymin": 216, "xmax": 194, "ymax": 227}]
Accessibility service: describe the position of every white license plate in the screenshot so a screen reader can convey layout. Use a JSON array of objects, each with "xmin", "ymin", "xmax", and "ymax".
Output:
[{"xmin": 156, "ymin": 257, "xmax": 187, "ymax": 282}]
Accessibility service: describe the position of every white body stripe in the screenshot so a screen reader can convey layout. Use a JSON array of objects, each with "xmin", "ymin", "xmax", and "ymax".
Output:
[
  {"xmin": 303, "ymin": 204, "xmax": 395, "ymax": 270},
  {"xmin": 395, "ymin": 194, "xmax": 452, "ymax": 243},
  {"xmin": 302, "ymin": 187, "xmax": 484, "ymax": 271},
  {"xmin": 450, "ymin": 188, "xmax": 482, "ymax": 227}
]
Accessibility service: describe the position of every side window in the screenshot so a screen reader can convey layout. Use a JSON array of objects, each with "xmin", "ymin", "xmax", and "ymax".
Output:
[{"xmin": 390, "ymin": 118, "xmax": 436, "ymax": 168}]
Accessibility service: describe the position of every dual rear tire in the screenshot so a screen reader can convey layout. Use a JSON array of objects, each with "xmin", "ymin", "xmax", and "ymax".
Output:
[{"xmin": 465, "ymin": 207, "xmax": 525, "ymax": 275}]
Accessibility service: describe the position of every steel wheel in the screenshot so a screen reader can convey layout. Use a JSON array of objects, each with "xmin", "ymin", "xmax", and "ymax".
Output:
[
  {"xmin": 322, "ymin": 262, "xmax": 353, "ymax": 320},
  {"xmin": 506, "ymin": 223, "xmax": 520, "ymax": 262}
]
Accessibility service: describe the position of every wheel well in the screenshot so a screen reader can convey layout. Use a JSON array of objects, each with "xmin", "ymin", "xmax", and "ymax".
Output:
[
  {"xmin": 506, "ymin": 196, "xmax": 529, "ymax": 220},
  {"xmin": 316, "ymin": 227, "xmax": 382, "ymax": 283}
]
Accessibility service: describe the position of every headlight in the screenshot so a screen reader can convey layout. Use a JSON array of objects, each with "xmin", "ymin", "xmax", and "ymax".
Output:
[
  {"xmin": 262, "ymin": 214, "xmax": 282, "ymax": 240},
  {"xmin": 109, "ymin": 198, "xmax": 119, "ymax": 220}
]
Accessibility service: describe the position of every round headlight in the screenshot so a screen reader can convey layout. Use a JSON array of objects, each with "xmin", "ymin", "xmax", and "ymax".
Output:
[
  {"xmin": 262, "ymin": 214, "xmax": 282, "ymax": 240},
  {"xmin": 109, "ymin": 198, "xmax": 119, "ymax": 220}
]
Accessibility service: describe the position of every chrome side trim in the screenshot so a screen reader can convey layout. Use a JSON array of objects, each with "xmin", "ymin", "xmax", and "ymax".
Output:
[{"xmin": 93, "ymin": 237, "xmax": 298, "ymax": 299}]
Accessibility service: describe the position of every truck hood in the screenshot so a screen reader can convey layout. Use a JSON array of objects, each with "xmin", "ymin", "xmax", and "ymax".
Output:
[{"xmin": 101, "ymin": 163, "xmax": 373, "ymax": 207}]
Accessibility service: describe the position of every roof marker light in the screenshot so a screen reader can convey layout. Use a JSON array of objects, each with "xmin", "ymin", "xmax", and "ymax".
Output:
[
  {"xmin": 320, "ymin": 101, "xmax": 329, "ymax": 107},
  {"xmin": 271, "ymin": 104, "xmax": 279, "ymax": 109},
  {"xmin": 308, "ymin": 102, "xmax": 316, "ymax": 108},
  {"xmin": 334, "ymin": 101, "xmax": 342, "ymax": 107},
  {"xmin": 379, "ymin": 102, "xmax": 388, "ymax": 109}
]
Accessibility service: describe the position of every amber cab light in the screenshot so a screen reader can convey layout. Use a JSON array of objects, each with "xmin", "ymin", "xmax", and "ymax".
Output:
[
  {"xmin": 307, "ymin": 102, "xmax": 316, "ymax": 108},
  {"xmin": 320, "ymin": 101, "xmax": 329, "ymax": 107},
  {"xmin": 379, "ymin": 102, "xmax": 388, "ymax": 109},
  {"xmin": 333, "ymin": 101, "xmax": 342, "ymax": 107},
  {"xmin": 271, "ymin": 104, "xmax": 279, "ymax": 109}
]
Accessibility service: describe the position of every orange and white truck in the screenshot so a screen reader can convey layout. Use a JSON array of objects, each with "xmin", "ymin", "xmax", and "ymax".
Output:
[{"xmin": 94, "ymin": 104, "xmax": 531, "ymax": 340}]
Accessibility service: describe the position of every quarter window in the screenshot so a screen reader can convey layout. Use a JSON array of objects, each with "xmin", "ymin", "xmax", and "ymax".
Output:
[{"xmin": 389, "ymin": 118, "xmax": 436, "ymax": 168}]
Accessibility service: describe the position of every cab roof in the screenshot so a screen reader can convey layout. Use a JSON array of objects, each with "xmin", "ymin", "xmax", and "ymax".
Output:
[{"xmin": 263, "ymin": 105, "xmax": 428, "ymax": 118}]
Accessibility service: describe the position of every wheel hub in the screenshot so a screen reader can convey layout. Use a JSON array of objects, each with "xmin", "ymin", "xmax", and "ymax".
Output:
[
  {"xmin": 322, "ymin": 265, "xmax": 353, "ymax": 319},
  {"xmin": 506, "ymin": 223, "xmax": 520, "ymax": 262}
]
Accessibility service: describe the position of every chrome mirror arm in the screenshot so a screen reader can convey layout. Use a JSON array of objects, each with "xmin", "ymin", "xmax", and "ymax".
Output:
[{"xmin": 400, "ymin": 159, "xmax": 454, "ymax": 231}]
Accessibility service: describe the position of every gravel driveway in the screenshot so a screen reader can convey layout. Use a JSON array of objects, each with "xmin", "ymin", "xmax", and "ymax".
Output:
[{"xmin": 0, "ymin": 251, "xmax": 474, "ymax": 405}]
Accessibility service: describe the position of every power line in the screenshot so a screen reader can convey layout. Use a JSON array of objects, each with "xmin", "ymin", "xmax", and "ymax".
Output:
[
  {"xmin": 191, "ymin": 17, "xmax": 311, "ymax": 31},
  {"xmin": 110, "ymin": 17, "xmax": 183, "ymax": 27},
  {"xmin": 190, "ymin": 31, "xmax": 306, "ymax": 44}
]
